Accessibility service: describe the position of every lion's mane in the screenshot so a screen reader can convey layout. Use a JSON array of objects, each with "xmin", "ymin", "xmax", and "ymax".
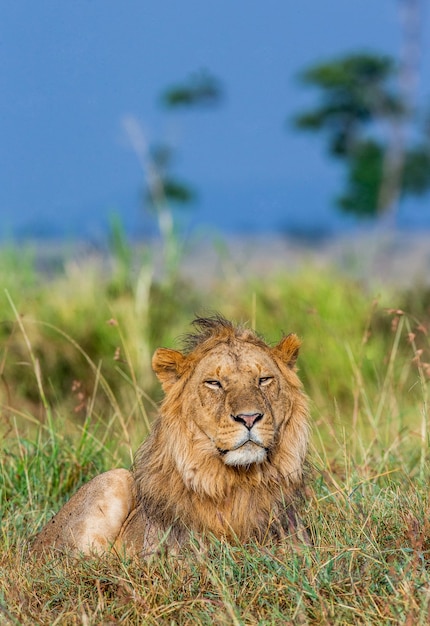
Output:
[{"xmin": 120, "ymin": 315, "xmax": 309, "ymax": 553}]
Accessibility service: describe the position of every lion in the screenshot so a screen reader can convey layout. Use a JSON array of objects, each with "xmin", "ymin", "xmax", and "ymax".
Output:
[{"xmin": 32, "ymin": 315, "xmax": 309, "ymax": 557}]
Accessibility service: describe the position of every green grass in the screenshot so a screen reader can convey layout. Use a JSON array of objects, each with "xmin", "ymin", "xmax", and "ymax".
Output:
[{"xmin": 1, "ymin": 244, "xmax": 430, "ymax": 624}]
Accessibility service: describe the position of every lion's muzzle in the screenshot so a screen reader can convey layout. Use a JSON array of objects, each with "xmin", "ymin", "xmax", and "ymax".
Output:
[{"xmin": 217, "ymin": 416, "xmax": 270, "ymax": 466}]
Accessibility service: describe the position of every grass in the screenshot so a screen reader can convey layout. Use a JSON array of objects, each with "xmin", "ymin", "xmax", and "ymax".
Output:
[{"xmin": 1, "ymin": 241, "xmax": 430, "ymax": 624}]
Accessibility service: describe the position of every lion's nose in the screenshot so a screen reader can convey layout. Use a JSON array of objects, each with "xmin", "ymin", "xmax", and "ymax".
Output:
[{"xmin": 232, "ymin": 412, "xmax": 264, "ymax": 430}]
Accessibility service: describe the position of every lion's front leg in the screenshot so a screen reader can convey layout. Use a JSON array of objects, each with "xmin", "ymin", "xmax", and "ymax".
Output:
[{"xmin": 32, "ymin": 468, "xmax": 136, "ymax": 556}]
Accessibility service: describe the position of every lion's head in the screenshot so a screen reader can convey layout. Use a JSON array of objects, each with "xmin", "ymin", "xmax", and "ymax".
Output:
[
  {"xmin": 129, "ymin": 315, "xmax": 309, "ymax": 546},
  {"xmin": 152, "ymin": 315, "xmax": 307, "ymax": 470}
]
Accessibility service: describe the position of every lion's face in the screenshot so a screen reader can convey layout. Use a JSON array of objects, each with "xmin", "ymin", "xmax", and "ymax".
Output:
[
  {"xmin": 152, "ymin": 327, "xmax": 303, "ymax": 469},
  {"xmin": 188, "ymin": 342, "xmax": 288, "ymax": 466}
]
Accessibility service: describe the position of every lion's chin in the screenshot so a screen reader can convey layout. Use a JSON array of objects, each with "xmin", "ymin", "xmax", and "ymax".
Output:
[{"xmin": 222, "ymin": 443, "xmax": 267, "ymax": 467}]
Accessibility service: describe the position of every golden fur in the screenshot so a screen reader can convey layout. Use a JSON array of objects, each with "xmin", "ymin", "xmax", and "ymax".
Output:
[{"xmin": 32, "ymin": 316, "xmax": 309, "ymax": 556}]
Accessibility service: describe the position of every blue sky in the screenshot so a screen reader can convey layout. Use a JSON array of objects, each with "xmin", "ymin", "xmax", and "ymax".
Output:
[{"xmin": 1, "ymin": 1, "xmax": 429, "ymax": 240}]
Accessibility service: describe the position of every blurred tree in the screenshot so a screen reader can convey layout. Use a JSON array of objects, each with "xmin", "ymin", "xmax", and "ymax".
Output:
[
  {"xmin": 143, "ymin": 144, "xmax": 196, "ymax": 211},
  {"xmin": 145, "ymin": 70, "xmax": 223, "ymax": 212},
  {"xmin": 160, "ymin": 69, "xmax": 222, "ymax": 109},
  {"xmin": 293, "ymin": 52, "xmax": 430, "ymax": 219},
  {"xmin": 123, "ymin": 71, "xmax": 222, "ymax": 279}
]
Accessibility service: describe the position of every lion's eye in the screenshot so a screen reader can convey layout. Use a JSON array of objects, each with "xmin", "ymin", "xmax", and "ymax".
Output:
[
  {"xmin": 259, "ymin": 376, "xmax": 274, "ymax": 387},
  {"xmin": 204, "ymin": 380, "xmax": 223, "ymax": 390}
]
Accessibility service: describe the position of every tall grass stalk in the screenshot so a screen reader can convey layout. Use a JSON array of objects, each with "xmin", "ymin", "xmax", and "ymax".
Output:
[
  {"xmin": 5, "ymin": 290, "xmax": 50, "ymax": 416},
  {"xmin": 122, "ymin": 115, "xmax": 183, "ymax": 282},
  {"xmin": 404, "ymin": 316, "xmax": 430, "ymax": 481}
]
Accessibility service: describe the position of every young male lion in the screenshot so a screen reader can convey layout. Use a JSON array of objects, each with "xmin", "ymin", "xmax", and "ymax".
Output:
[{"xmin": 32, "ymin": 315, "xmax": 309, "ymax": 556}]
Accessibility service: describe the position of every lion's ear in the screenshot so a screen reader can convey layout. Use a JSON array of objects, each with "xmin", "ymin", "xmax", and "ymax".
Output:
[
  {"xmin": 272, "ymin": 333, "xmax": 301, "ymax": 369},
  {"xmin": 152, "ymin": 348, "xmax": 186, "ymax": 391}
]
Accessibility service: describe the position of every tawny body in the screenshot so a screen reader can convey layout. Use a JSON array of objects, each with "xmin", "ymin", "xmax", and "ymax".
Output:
[{"xmin": 32, "ymin": 316, "xmax": 309, "ymax": 557}]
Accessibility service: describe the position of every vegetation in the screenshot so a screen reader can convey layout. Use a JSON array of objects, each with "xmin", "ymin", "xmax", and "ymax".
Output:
[
  {"xmin": 1, "ymin": 241, "xmax": 430, "ymax": 624},
  {"xmin": 293, "ymin": 52, "xmax": 430, "ymax": 219}
]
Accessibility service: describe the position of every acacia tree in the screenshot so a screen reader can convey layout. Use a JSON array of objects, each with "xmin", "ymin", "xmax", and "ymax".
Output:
[
  {"xmin": 124, "ymin": 71, "xmax": 222, "ymax": 279},
  {"xmin": 148, "ymin": 70, "xmax": 223, "ymax": 210},
  {"xmin": 293, "ymin": 52, "xmax": 430, "ymax": 219}
]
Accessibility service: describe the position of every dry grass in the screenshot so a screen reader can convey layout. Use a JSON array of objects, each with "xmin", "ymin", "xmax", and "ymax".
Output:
[{"xmin": 2, "ymin": 457, "xmax": 430, "ymax": 624}]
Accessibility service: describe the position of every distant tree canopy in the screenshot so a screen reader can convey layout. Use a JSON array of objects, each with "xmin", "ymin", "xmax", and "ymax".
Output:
[
  {"xmin": 160, "ymin": 70, "xmax": 222, "ymax": 109},
  {"xmin": 144, "ymin": 70, "xmax": 223, "ymax": 213},
  {"xmin": 293, "ymin": 52, "xmax": 430, "ymax": 219},
  {"xmin": 144, "ymin": 144, "xmax": 196, "ymax": 212}
]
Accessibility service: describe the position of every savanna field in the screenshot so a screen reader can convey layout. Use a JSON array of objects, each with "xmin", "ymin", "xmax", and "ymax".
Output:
[{"xmin": 1, "ymin": 236, "xmax": 430, "ymax": 625}]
